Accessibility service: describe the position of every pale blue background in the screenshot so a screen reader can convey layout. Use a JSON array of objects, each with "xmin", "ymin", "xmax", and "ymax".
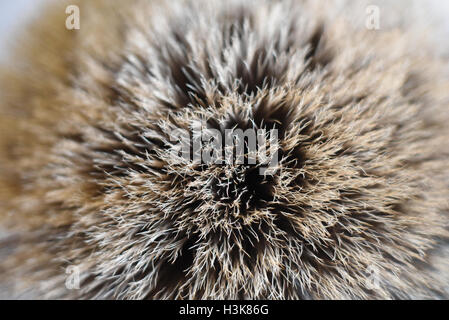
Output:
[{"xmin": 0, "ymin": 0, "xmax": 47, "ymax": 61}]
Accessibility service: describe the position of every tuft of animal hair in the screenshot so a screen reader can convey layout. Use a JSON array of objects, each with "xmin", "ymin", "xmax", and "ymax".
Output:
[{"xmin": 0, "ymin": 0, "xmax": 449, "ymax": 299}]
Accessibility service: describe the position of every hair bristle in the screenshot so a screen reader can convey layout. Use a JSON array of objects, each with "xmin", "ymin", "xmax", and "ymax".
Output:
[{"xmin": 1, "ymin": 0, "xmax": 449, "ymax": 299}]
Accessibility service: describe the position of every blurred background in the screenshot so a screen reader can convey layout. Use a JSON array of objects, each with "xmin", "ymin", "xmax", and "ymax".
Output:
[
  {"xmin": 0, "ymin": 0, "xmax": 47, "ymax": 61},
  {"xmin": 1, "ymin": 0, "xmax": 449, "ymax": 62}
]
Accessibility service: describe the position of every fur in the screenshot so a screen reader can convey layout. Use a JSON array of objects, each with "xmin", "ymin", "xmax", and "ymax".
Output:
[{"xmin": 1, "ymin": 0, "xmax": 449, "ymax": 299}]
